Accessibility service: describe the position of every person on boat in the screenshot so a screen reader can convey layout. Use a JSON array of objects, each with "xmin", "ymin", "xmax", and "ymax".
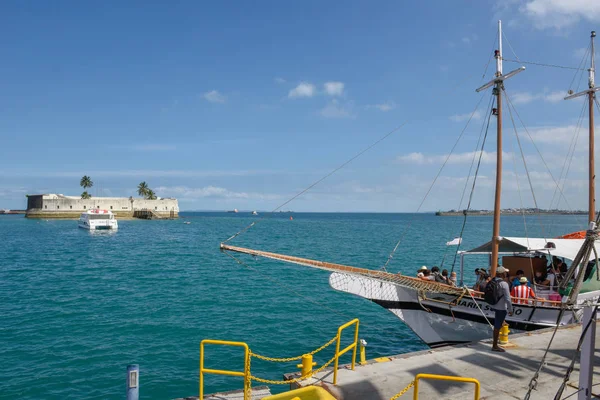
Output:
[
  {"xmin": 511, "ymin": 277, "xmax": 536, "ymax": 305},
  {"xmin": 511, "ymin": 270, "xmax": 530, "ymax": 288},
  {"xmin": 416, "ymin": 266, "xmax": 427, "ymax": 278},
  {"xmin": 534, "ymin": 270, "xmax": 551, "ymax": 290},
  {"xmin": 478, "ymin": 273, "xmax": 491, "ymax": 292},
  {"xmin": 431, "ymin": 266, "xmax": 446, "ymax": 283},
  {"xmin": 420, "ymin": 269, "xmax": 435, "ymax": 281},
  {"xmin": 449, "ymin": 271, "xmax": 457, "ymax": 286},
  {"xmin": 441, "ymin": 269, "xmax": 451, "ymax": 285},
  {"xmin": 488, "ymin": 266, "xmax": 513, "ymax": 353},
  {"xmin": 473, "ymin": 268, "xmax": 485, "ymax": 290}
]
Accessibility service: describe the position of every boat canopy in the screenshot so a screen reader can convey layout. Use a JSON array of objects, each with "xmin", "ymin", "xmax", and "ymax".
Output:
[{"xmin": 464, "ymin": 236, "xmax": 599, "ymax": 262}]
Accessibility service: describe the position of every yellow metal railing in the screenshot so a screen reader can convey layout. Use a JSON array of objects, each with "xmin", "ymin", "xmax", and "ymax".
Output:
[
  {"xmin": 413, "ymin": 373, "xmax": 480, "ymax": 400},
  {"xmin": 200, "ymin": 340, "xmax": 250, "ymax": 400},
  {"xmin": 199, "ymin": 319, "xmax": 361, "ymax": 399},
  {"xmin": 333, "ymin": 318, "xmax": 359, "ymax": 384}
]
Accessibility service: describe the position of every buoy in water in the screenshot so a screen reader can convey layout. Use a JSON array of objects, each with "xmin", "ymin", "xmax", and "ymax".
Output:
[{"xmin": 290, "ymin": 216, "xmax": 293, "ymax": 220}]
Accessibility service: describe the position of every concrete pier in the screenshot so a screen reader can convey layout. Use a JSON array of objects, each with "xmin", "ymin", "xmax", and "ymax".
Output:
[{"xmin": 283, "ymin": 322, "xmax": 600, "ymax": 399}]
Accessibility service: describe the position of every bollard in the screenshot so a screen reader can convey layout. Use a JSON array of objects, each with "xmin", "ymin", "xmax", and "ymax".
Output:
[
  {"xmin": 296, "ymin": 354, "xmax": 317, "ymax": 378},
  {"xmin": 359, "ymin": 339, "xmax": 367, "ymax": 365},
  {"xmin": 499, "ymin": 323, "xmax": 510, "ymax": 345},
  {"xmin": 127, "ymin": 364, "xmax": 139, "ymax": 400}
]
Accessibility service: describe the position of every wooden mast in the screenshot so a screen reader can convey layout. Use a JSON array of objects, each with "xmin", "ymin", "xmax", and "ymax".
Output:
[
  {"xmin": 589, "ymin": 31, "xmax": 596, "ymax": 224},
  {"xmin": 565, "ymin": 31, "xmax": 598, "ymax": 224},
  {"xmin": 491, "ymin": 45, "xmax": 503, "ymax": 278},
  {"xmin": 476, "ymin": 21, "xmax": 525, "ymax": 277}
]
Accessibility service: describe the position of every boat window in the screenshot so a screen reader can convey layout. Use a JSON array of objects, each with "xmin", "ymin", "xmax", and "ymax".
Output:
[{"xmin": 89, "ymin": 214, "xmax": 111, "ymax": 220}]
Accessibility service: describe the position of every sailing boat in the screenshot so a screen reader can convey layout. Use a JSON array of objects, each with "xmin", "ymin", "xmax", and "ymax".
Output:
[{"xmin": 222, "ymin": 22, "xmax": 600, "ymax": 347}]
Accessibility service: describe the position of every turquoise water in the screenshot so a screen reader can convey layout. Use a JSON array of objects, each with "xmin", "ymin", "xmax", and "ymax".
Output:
[{"xmin": 0, "ymin": 212, "xmax": 588, "ymax": 399}]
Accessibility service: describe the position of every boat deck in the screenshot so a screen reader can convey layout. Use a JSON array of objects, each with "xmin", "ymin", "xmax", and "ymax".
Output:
[
  {"xmin": 175, "ymin": 385, "xmax": 272, "ymax": 400},
  {"xmin": 285, "ymin": 322, "xmax": 600, "ymax": 399}
]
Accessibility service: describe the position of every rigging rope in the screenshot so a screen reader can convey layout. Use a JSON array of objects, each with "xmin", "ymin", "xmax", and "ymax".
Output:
[
  {"xmin": 502, "ymin": 94, "xmax": 574, "ymax": 211},
  {"xmin": 553, "ymin": 302, "xmax": 600, "ymax": 400},
  {"xmin": 382, "ymin": 93, "xmax": 488, "ymax": 271},
  {"xmin": 223, "ymin": 122, "xmax": 407, "ymax": 243},
  {"xmin": 502, "ymin": 58, "xmax": 586, "ymax": 71},
  {"xmin": 549, "ymin": 97, "xmax": 587, "ymax": 211},
  {"xmin": 449, "ymin": 96, "xmax": 495, "ymax": 274},
  {"xmin": 568, "ymin": 44, "xmax": 591, "ymax": 95},
  {"xmin": 504, "ymin": 89, "xmax": 548, "ymax": 240}
]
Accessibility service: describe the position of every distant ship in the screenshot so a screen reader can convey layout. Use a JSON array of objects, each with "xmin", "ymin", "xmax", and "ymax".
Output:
[
  {"xmin": 252, "ymin": 211, "xmax": 258, "ymax": 215},
  {"xmin": 227, "ymin": 209, "xmax": 239, "ymax": 213}
]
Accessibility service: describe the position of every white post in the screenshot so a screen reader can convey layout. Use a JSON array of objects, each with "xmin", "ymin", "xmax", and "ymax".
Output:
[
  {"xmin": 497, "ymin": 20, "xmax": 503, "ymax": 76},
  {"xmin": 578, "ymin": 305, "xmax": 596, "ymax": 400}
]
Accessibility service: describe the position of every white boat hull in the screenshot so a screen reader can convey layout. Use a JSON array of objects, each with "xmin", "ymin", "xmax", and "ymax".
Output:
[{"xmin": 329, "ymin": 272, "xmax": 580, "ymax": 347}]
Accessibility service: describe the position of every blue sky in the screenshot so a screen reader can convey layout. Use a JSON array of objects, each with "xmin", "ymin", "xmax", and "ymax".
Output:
[{"xmin": 1, "ymin": 0, "xmax": 599, "ymax": 211}]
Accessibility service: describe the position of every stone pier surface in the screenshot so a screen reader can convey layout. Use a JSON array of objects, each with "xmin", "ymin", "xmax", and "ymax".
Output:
[
  {"xmin": 285, "ymin": 322, "xmax": 600, "ymax": 400},
  {"xmin": 175, "ymin": 385, "xmax": 271, "ymax": 400}
]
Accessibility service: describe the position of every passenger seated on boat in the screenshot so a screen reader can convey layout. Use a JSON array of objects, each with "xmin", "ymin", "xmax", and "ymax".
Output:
[
  {"xmin": 441, "ymin": 269, "xmax": 451, "ymax": 285},
  {"xmin": 416, "ymin": 266, "xmax": 428, "ymax": 278},
  {"xmin": 449, "ymin": 271, "xmax": 457, "ymax": 286},
  {"xmin": 431, "ymin": 266, "xmax": 446, "ymax": 283},
  {"xmin": 511, "ymin": 270, "xmax": 530, "ymax": 288},
  {"xmin": 420, "ymin": 269, "xmax": 435, "ymax": 281},
  {"xmin": 511, "ymin": 277, "xmax": 536, "ymax": 305},
  {"xmin": 534, "ymin": 270, "xmax": 551, "ymax": 291}
]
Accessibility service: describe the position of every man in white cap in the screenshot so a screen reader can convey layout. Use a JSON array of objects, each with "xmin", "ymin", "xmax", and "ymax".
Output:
[
  {"xmin": 485, "ymin": 266, "xmax": 513, "ymax": 352},
  {"xmin": 416, "ymin": 266, "xmax": 427, "ymax": 278}
]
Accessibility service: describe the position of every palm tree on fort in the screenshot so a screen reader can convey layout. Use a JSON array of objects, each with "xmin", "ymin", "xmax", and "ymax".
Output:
[
  {"xmin": 146, "ymin": 189, "xmax": 157, "ymax": 200},
  {"xmin": 80, "ymin": 176, "xmax": 93, "ymax": 199},
  {"xmin": 137, "ymin": 181, "xmax": 149, "ymax": 198}
]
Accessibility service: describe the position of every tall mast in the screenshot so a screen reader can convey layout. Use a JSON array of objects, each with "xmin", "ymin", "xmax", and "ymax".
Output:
[
  {"xmin": 565, "ymin": 31, "xmax": 599, "ymax": 224},
  {"xmin": 476, "ymin": 20, "xmax": 525, "ymax": 277}
]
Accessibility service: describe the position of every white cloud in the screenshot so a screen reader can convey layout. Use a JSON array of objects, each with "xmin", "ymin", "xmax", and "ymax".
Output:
[
  {"xmin": 509, "ymin": 90, "xmax": 568, "ymax": 105},
  {"xmin": 320, "ymin": 99, "xmax": 354, "ymax": 119},
  {"xmin": 529, "ymin": 124, "xmax": 585, "ymax": 144},
  {"xmin": 449, "ymin": 111, "xmax": 482, "ymax": 122},
  {"xmin": 366, "ymin": 101, "xmax": 396, "ymax": 112},
  {"xmin": 155, "ymin": 185, "xmax": 281, "ymax": 201},
  {"xmin": 461, "ymin": 34, "xmax": 478, "ymax": 44},
  {"xmin": 397, "ymin": 151, "xmax": 513, "ymax": 165},
  {"xmin": 288, "ymin": 82, "xmax": 316, "ymax": 98},
  {"xmin": 274, "ymin": 77, "xmax": 286, "ymax": 84},
  {"xmin": 203, "ymin": 90, "xmax": 226, "ymax": 103},
  {"xmin": 519, "ymin": 0, "xmax": 600, "ymax": 30},
  {"xmin": 323, "ymin": 81, "xmax": 345, "ymax": 96}
]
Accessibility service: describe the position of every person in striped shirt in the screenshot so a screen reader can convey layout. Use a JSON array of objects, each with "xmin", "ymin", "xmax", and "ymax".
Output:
[{"xmin": 511, "ymin": 277, "xmax": 536, "ymax": 305}]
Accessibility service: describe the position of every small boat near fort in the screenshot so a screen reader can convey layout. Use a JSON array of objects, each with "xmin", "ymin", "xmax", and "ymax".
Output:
[{"xmin": 78, "ymin": 209, "xmax": 118, "ymax": 230}]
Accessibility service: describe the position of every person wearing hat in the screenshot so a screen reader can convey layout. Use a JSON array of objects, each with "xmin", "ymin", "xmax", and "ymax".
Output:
[
  {"xmin": 416, "ymin": 266, "xmax": 428, "ymax": 278},
  {"xmin": 489, "ymin": 266, "xmax": 513, "ymax": 352},
  {"xmin": 511, "ymin": 276, "xmax": 536, "ymax": 305}
]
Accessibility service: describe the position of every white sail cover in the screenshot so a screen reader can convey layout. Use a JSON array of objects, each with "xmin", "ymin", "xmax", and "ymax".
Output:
[{"xmin": 464, "ymin": 236, "xmax": 599, "ymax": 261}]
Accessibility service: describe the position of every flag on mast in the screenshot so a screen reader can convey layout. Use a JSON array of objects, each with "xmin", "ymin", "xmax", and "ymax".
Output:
[{"xmin": 446, "ymin": 237, "xmax": 462, "ymax": 246}]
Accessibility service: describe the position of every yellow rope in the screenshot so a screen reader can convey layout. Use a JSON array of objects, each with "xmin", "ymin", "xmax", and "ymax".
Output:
[
  {"xmin": 250, "ymin": 335, "xmax": 338, "ymax": 362},
  {"xmin": 389, "ymin": 380, "xmax": 415, "ymax": 400},
  {"xmin": 250, "ymin": 354, "xmax": 338, "ymax": 385}
]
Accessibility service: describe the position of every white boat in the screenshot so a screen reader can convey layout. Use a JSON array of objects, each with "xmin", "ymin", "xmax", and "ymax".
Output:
[
  {"xmin": 252, "ymin": 211, "xmax": 258, "ymax": 215},
  {"xmin": 78, "ymin": 209, "xmax": 118, "ymax": 230},
  {"xmin": 221, "ymin": 23, "xmax": 600, "ymax": 348}
]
